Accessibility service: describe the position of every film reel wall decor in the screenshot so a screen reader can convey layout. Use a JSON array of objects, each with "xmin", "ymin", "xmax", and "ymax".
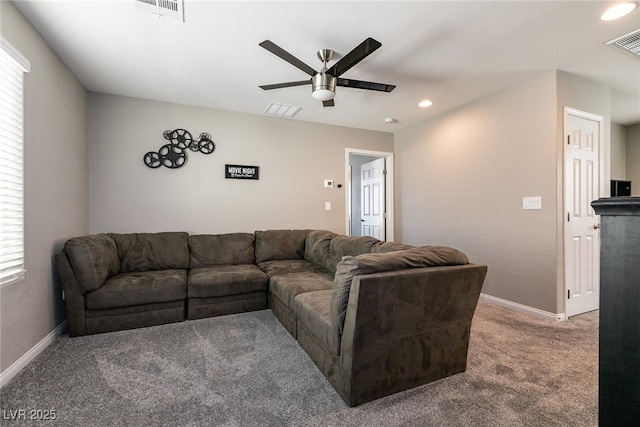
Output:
[{"xmin": 143, "ymin": 129, "xmax": 215, "ymax": 169}]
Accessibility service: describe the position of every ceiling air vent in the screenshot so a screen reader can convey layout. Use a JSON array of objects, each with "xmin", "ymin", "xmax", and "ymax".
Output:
[
  {"xmin": 607, "ymin": 29, "xmax": 640, "ymax": 60},
  {"xmin": 134, "ymin": 0, "xmax": 184, "ymax": 21},
  {"xmin": 264, "ymin": 103, "xmax": 302, "ymax": 118}
]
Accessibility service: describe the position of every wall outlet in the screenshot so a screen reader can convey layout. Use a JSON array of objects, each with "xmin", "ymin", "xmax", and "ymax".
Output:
[{"xmin": 325, "ymin": 202, "xmax": 331, "ymax": 211}]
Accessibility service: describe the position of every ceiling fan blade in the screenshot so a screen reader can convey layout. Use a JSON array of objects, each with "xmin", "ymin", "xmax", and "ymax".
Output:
[
  {"xmin": 259, "ymin": 40, "xmax": 317, "ymax": 77},
  {"xmin": 326, "ymin": 37, "xmax": 382, "ymax": 77},
  {"xmin": 259, "ymin": 80, "xmax": 312, "ymax": 90},
  {"xmin": 322, "ymin": 99, "xmax": 335, "ymax": 107},
  {"xmin": 337, "ymin": 78, "xmax": 396, "ymax": 92}
]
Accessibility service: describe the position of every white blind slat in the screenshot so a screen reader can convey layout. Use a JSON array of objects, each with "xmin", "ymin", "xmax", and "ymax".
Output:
[{"xmin": 1, "ymin": 37, "xmax": 28, "ymax": 286}]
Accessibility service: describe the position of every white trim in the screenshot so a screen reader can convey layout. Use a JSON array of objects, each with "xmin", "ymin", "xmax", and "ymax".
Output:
[
  {"xmin": 0, "ymin": 321, "xmax": 67, "ymax": 388},
  {"xmin": 480, "ymin": 293, "xmax": 566, "ymax": 321},
  {"xmin": 564, "ymin": 107, "xmax": 604, "ymax": 123},
  {"xmin": 1, "ymin": 36, "xmax": 31, "ymax": 72},
  {"xmin": 345, "ymin": 148, "xmax": 394, "ymax": 242}
]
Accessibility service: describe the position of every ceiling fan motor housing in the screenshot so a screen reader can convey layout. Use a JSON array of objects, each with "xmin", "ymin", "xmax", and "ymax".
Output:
[{"xmin": 312, "ymin": 72, "xmax": 337, "ymax": 100}]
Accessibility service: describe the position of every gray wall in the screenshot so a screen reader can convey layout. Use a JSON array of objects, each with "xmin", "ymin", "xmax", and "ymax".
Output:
[
  {"xmin": 395, "ymin": 70, "xmax": 611, "ymax": 315},
  {"xmin": 0, "ymin": 2, "xmax": 88, "ymax": 373},
  {"xmin": 627, "ymin": 124, "xmax": 640, "ymax": 195},
  {"xmin": 611, "ymin": 123, "xmax": 626, "ymax": 180},
  {"xmin": 395, "ymin": 71, "xmax": 558, "ymax": 313},
  {"xmin": 88, "ymin": 93, "xmax": 394, "ymax": 234},
  {"xmin": 599, "ymin": 122, "xmax": 639, "ymax": 194}
]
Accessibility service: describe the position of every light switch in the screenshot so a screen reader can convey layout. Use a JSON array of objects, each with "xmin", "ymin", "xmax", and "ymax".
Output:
[
  {"xmin": 325, "ymin": 202, "xmax": 331, "ymax": 211},
  {"xmin": 523, "ymin": 196, "xmax": 542, "ymax": 210},
  {"xmin": 324, "ymin": 179, "xmax": 334, "ymax": 188}
]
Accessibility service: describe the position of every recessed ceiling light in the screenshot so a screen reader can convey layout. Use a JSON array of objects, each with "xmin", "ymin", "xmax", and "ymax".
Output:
[
  {"xmin": 418, "ymin": 100, "xmax": 433, "ymax": 108},
  {"xmin": 600, "ymin": 2, "xmax": 637, "ymax": 21}
]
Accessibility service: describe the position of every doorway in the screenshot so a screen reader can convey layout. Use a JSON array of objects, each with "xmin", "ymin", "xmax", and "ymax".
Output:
[
  {"xmin": 345, "ymin": 148, "xmax": 394, "ymax": 241},
  {"xmin": 563, "ymin": 107, "xmax": 603, "ymax": 317}
]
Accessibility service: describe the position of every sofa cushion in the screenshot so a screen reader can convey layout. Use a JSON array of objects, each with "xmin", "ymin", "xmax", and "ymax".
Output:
[
  {"xmin": 110, "ymin": 232, "xmax": 189, "ymax": 273},
  {"xmin": 330, "ymin": 246, "xmax": 470, "ymax": 333},
  {"xmin": 371, "ymin": 241, "xmax": 414, "ymax": 253},
  {"xmin": 64, "ymin": 234, "xmax": 120, "ymax": 294},
  {"xmin": 294, "ymin": 289, "xmax": 341, "ymax": 355},
  {"xmin": 255, "ymin": 230, "xmax": 310, "ymax": 263},
  {"xmin": 188, "ymin": 264, "xmax": 268, "ymax": 298},
  {"xmin": 85, "ymin": 269, "xmax": 187, "ymax": 310},
  {"xmin": 326, "ymin": 235, "xmax": 380, "ymax": 273},
  {"xmin": 304, "ymin": 230, "xmax": 337, "ymax": 267},
  {"xmin": 258, "ymin": 259, "xmax": 331, "ymax": 278},
  {"xmin": 269, "ymin": 271, "xmax": 334, "ymax": 310},
  {"xmin": 189, "ymin": 233, "xmax": 255, "ymax": 268}
]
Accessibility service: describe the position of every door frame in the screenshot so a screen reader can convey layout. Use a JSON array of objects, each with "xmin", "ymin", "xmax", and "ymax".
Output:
[
  {"xmin": 562, "ymin": 106, "xmax": 605, "ymax": 317},
  {"xmin": 345, "ymin": 148, "xmax": 394, "ymax": 241}
]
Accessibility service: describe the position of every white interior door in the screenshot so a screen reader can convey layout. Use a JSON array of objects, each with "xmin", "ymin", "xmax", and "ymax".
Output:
[
  {"xmin": 564, "ymin": 108, "xmax": 602, "ymax": 317},
  {"xmin": 360, "ymin": 157, "xmax": 385, "ymax": 240}
]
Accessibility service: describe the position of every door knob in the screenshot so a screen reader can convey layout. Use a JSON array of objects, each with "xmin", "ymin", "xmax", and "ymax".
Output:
[
  {"xmin": 594, "ymin": 223, "xmax": 601, "ymax": 230},
  {"xmin": 361, "ymin": 219, "xmax": 365, "ymax": 222}
]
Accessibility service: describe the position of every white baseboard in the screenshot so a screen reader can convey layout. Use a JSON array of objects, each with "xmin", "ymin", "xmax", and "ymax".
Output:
[
  {"xmin": 0, "ymin": 321, "xmax": 67, "ymax": 388},
  {"xmin": 480, "ymin": 293, "xmax": 566, "ymax": 321}
]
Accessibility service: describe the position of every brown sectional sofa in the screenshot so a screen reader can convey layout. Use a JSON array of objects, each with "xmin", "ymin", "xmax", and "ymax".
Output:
[{"xmin": 56, "ymin": 229, "xmax": 487, "ymax": 406}]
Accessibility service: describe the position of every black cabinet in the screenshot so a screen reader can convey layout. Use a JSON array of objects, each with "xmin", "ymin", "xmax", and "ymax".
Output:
[{"xmin": 591, "ymin": 198, "xmax": 640, "ymax": 427}]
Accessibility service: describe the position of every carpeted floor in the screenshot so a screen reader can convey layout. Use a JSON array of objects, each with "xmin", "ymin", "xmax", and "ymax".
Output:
[{"xmin": 0, "ymin": 301, "xmax": 598, "ymax": 426}]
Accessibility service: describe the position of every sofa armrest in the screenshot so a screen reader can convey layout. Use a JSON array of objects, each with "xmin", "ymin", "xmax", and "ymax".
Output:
[
  {"xmin": 55, "ymin": 252, "xmax": 87, "ymax": 337},
  {"xmin": 339, "ymin": 263, "xmax": 487, "ymax": 406}
]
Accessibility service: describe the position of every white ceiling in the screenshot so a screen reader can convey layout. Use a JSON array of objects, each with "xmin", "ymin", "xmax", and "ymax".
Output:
[{"xmin": 12, "ymin": 0, "xmax": 640, "ymax": 133}]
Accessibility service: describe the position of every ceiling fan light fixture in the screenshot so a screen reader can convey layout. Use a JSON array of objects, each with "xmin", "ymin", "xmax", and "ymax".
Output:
[
  {"xmin": 312, "ymin": 89, "xmax": 335, "ymax": 101},
  {"xmin": 312, "ymin": 73, "xmax": 336, "ymax": 101}
]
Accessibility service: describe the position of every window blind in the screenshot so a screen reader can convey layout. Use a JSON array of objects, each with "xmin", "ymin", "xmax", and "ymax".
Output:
[{"xmin": 1, "ymin": 38, "xmax": 30, "ymax": 286}]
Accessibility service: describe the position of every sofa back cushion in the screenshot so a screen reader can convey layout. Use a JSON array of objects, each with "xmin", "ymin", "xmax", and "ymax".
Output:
[
  {"xmin": 326, "ymin": 235, "xmax": 379, "ymax": 273},
  {"xmin": 189, "ymin": 233, "xmax": 255, "ymax": 268},
  {"xmin": 371, "ymin": 241, "xmax": 414, "ymax": 253},
  {"xmin": 330, "ymin": 246, "xmax": 470, "ymax": 333},
  {"xmin": 255, "ymin": 230, "xmax": 310, "ymax": 263},
  {"xmin": 64, "ymin": 234, "xmax": 120, "ymax": 294},
  {"xmin": 304, "ymin": 230, "xmax": 336, "ymax": 268},
  {"xmin": 111, "ymin": 232, "xmax": 189, "ymax": 273}
]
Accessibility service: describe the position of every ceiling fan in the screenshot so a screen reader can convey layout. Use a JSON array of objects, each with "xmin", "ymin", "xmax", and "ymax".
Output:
[{"xmin": 259, "ymin": 37, "xmax": 396, "ymax": 107}]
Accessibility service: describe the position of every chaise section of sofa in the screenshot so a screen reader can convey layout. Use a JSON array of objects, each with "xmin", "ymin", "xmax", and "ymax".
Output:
[
  {"xmin": 187, "ymin": 233, "xmax": 268, "ymax": 319},
  {"xmin": 292, "ymin": 246, "xmax": 487, "ymax": 406}
]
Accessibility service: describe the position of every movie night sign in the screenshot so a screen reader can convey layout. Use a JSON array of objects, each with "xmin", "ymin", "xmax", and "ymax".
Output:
[{"xmin": 225, "ymin": 164, "xmax": 259, "ymax": 180}]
